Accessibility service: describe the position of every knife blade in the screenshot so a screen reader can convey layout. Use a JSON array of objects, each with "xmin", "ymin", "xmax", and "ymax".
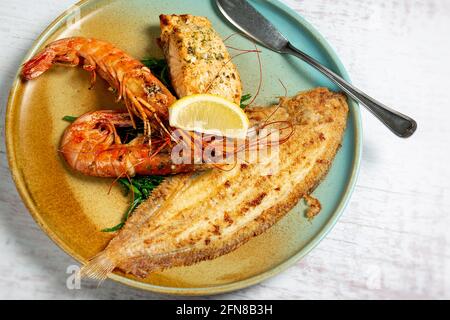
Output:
[{"xmin": 216, "ymin": 0, "xmax": 288, "ymax": 52}]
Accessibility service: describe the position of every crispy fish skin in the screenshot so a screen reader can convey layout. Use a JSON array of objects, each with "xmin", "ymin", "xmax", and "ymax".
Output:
[
  {"xmin": 159, "ymin": 14, "xmax": 242, "ymax": 104},
  {"xmin": 82, "ymin": 88, "xmax": 348, "ymax": 280}
]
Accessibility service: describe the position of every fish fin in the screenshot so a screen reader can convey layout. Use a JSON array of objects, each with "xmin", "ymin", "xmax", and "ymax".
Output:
[{"xmin": 79, "ymin": 252, "xmax": 116, "ymax": 282}]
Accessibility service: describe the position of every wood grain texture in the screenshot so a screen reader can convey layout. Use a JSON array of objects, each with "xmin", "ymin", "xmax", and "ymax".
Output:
[{"xmin": 0, "ymin": 0, "xmax": 449, "ymax": 299}]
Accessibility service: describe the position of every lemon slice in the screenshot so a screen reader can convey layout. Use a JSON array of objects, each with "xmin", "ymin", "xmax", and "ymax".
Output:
[{"xmin": 169, "ymin": 94, "xmax": 249, "ymax": 139}]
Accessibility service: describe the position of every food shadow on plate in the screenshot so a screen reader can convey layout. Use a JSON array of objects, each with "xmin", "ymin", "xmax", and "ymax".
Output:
[{"xmin": 145, "ymin": 25, "xmax": 166, "ymax": 58}]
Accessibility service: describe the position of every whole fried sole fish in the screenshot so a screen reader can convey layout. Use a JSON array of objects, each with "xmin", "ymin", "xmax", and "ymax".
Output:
[{"xmin": 82, "ymin": 88, "xmax": 348, "ymax": 280}]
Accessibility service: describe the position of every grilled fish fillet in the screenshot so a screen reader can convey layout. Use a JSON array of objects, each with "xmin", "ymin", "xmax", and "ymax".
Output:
[
  {"xmin": 159, "ymin": 14, "xmax": 242, "ymax": 104},
  {"xmin": 81, "ymin": 88, "xmax": 348, "ymax": 280}
]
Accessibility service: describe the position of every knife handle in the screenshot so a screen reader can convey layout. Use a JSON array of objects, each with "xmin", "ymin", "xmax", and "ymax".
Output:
[{"xmin": 284, "ymin": 42, "xmax": 417, "ymax": 138}]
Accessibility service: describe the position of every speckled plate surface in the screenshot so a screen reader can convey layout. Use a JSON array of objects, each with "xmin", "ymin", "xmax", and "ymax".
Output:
[{"xmin": 5, "ymin": 0, "xmax": 362, "ymax": 295}]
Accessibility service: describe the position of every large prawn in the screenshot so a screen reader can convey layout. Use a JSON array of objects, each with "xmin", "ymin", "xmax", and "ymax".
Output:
[
  {"xmin": 60, "ymin": 109, "xmax": 294, "ymax": 178},
  {"xmin": 60, "ymin": 110, "xmax": 209, "ymax": 177},
  {"xmin": 22, "ymin": 37, "xmax": 175, "ymax": 135}
]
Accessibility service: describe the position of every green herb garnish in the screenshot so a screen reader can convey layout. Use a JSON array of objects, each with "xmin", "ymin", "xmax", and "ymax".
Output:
[
  {"xmin": 240, "ymin": 93, "xmax": 252, "ymax": 109},
  {"xmin": 63, "ymin": 116, "xmax": 78, "ymax": 123},
  {"xmin": 141, "ymin": 58, "xmax": 174, "ymax": 94},
  {"xmin": 102, "ymin": 176, "xmax": 164, "ymax": 233}
]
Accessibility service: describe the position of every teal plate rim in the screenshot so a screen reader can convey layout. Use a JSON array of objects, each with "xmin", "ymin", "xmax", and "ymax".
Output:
[{"xmin": 6, "ymin": 0, "xmax": 363, "ymax": 296}]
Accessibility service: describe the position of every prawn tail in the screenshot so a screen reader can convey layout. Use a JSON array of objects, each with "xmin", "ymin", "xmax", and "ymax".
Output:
[
  {"xmin": 22, "ymin": 49, "xmax": 56, "ymax": 80},
  {"xmin": 79, "ymin": 251, "xmax": 117, "ymax": 282}
]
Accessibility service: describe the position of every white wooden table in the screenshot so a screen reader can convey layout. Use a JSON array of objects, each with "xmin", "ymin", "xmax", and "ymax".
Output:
[{"xmin": 0, "ymin": 0, "xmax": 449, "ymax": 300}]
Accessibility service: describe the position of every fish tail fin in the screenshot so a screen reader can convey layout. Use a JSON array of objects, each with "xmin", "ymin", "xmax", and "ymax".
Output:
[{"xmin": 79, "ymin": 251, "xmax": 116, "ymax": 282}]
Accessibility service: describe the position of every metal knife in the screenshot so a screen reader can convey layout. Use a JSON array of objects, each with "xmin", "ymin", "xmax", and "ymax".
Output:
[{"xmin": 216, "ymin": 0, "xmax": 417, "ymax": 138}]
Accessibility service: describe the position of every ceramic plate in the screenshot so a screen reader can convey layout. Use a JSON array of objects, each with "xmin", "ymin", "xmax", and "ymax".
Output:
[{"xmin": 6, "ymin": 0, "xmax": 362, "ymax": 295}]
